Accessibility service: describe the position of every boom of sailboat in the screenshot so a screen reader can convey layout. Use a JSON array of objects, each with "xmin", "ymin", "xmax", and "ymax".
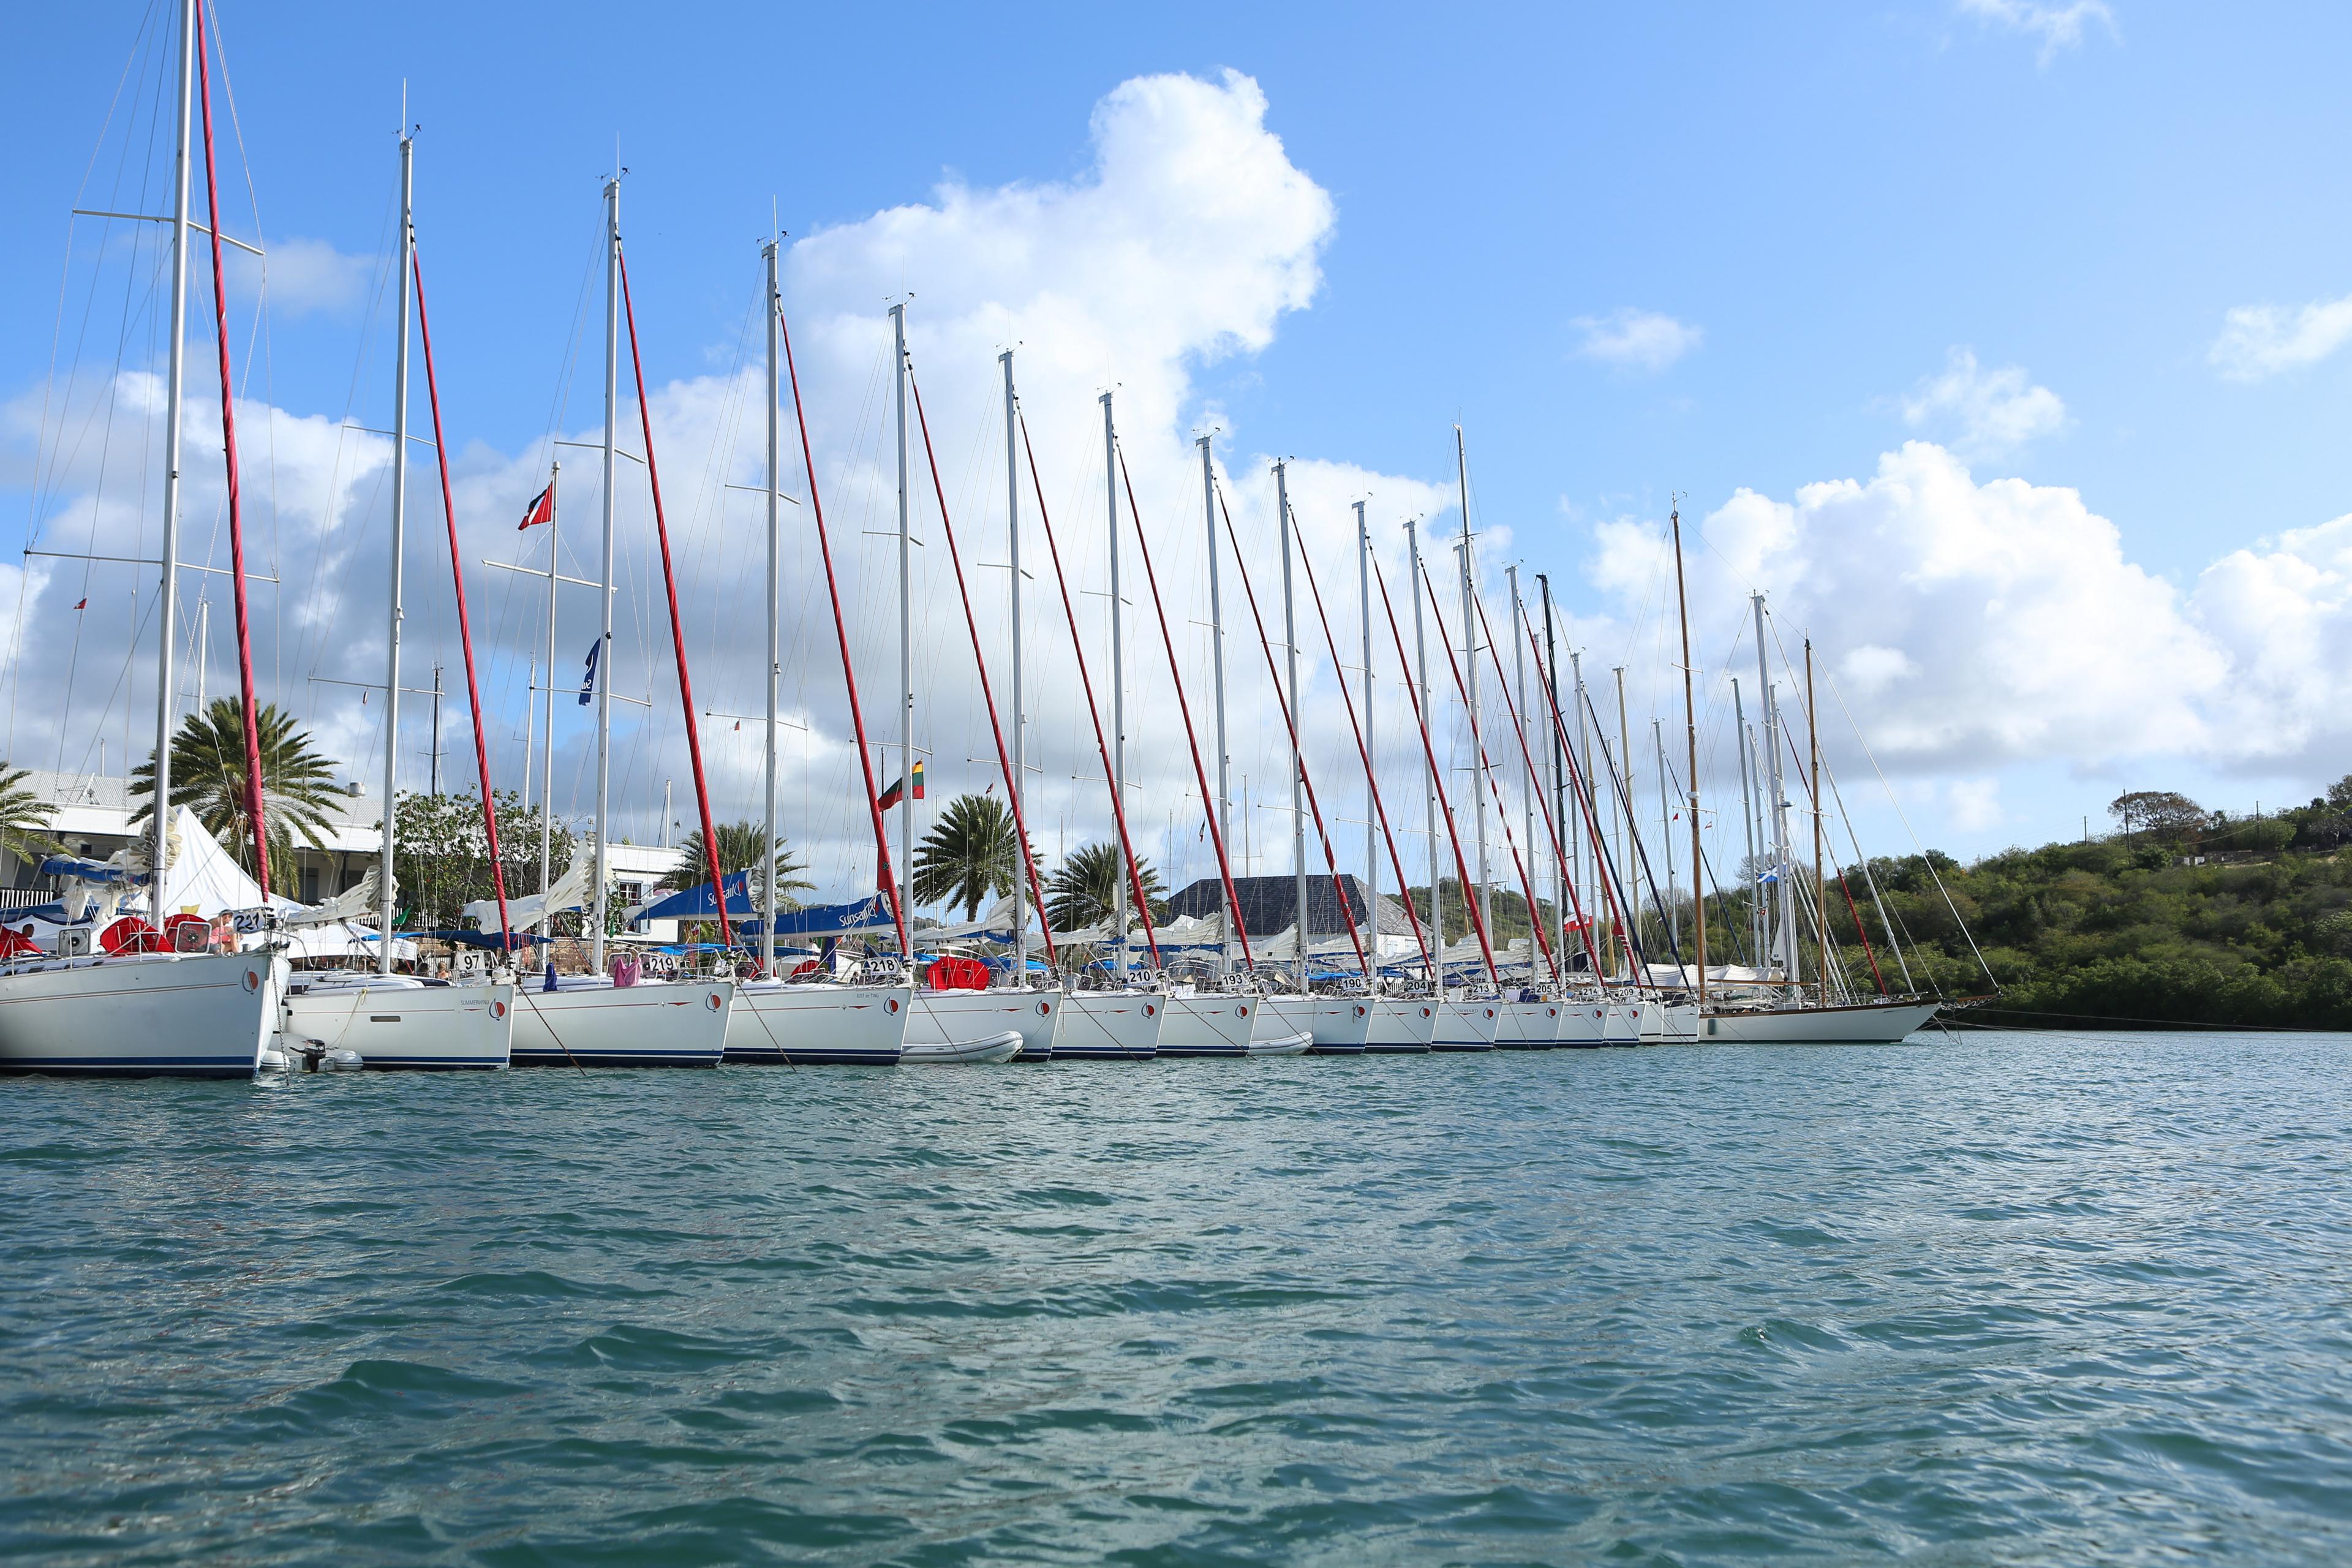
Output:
[{"xmin": 0, "ymin": 1, "xmax": 1960, "ymax": 1079}]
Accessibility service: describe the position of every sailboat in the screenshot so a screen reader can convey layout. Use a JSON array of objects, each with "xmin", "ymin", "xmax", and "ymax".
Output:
[
  {"xmin": 281, "ymin": 127, "xmax": 515, "ymax": 1070},
  {"xmin": 505, "ymin": 175, "xmax": 734, "ymax": 1068},
  {"xmin": 1686, "ymin": 582, "xmax": 1938, "ymax": 1045},
  {"xmin": 0, "ymin": 0, "xmax": 288, "ymax": 1078},
  {"xmin": 1131, "ymin": 444, "xmax": 1313, "ymax": 1057},
  {"xmin": 1016, "ymin": 393, "xmax": 1167, "ymax": 1060},
  {"xmin": 874, "ymin": 308, "xmax": 1028, "ymax": 1066},
  {"xmin": 722, "ymin": 238, "xmax": 916, "ymax": 1067}
]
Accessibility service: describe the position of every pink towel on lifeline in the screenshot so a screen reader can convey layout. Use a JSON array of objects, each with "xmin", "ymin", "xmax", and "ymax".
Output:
[{"xmin": 611, "ymin": 953, "xmax": 641, "ymax": 988}]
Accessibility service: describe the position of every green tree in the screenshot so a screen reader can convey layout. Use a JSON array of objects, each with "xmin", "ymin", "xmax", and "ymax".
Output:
[
  {"xmin": 1046, "ymin": 840, "xmax": 1164, "ymax": 933},
  {"xmin": 2108, "ymin": 790, "xmax": 2205, "ymax": 843},
  {"xmin": 658, "ymin": 820, "xmax": 812, "ymax": 907},
  {"xmin": 913, "ymin": 792, "xmax": 1033, "ymax": 918},
  {"xmin": 389, "ymin": 788, "xmax": 576, "ymax": 929},
  {"xmin": 130, "ymin": 698, "xmax": 341, "ymax": 883},
  {"xmin": 0, "ymin": 766, "xmax": 51, "ymax": 869}
]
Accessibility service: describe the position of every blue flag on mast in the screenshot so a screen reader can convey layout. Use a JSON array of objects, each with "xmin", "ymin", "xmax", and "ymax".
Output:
[{"xmin": 579, "ymin": 636, "xmax": 603, "ymax": 706}]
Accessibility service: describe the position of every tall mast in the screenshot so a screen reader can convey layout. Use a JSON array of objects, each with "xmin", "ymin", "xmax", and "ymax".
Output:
[
  {"xmin": 761, "ymin": 241, "xmax": 780, "ymax": 976},
  {"xmin": 1005, "ymin": 352, "xmax": 1027, "ymax": 984},
  {"xmin": 538, "ymin": 464, "xmax": 558, "ymax": 906},
  {"xmin": 1509, "ymin": 564, "xmax": 1537, "ymax": 977},
  {"xmin": 1408, "ymin": 518, "xmax": 1439, "ymax": 970},
  {"xmin": 1200, "ymin": 435, "xmax": 1232, "ymax": 979},
  {"xmin": 374, "ymin": 132, "xmax": 411, "ymax": 968},
  {"xmin": 1276, "ymin": 462, "xmax": 1308, "ymax": 986},
  {"xmin": 191, "ymin": 0, "xmax": 268, "ymax": 893},
  {"xmin": 1615, "ymin": 667, "xmax": 1635, "ymax": 959},
  {"xmin": 1672, "ymin": 504, "xmax": 1706, "ymax": 1005},
  {"xmin": 1572, "ymin": 652, "xmax": 1594, "ymax": 969},
  {"xmin": 151, "ymin": 0, "xmax": 195, "ymax": 895},
  {"xmin": 1656, "ymin": 718, "xmax": 1675, "ymax": 952},
  {"xmin": 1752, "ymin": 592, "xmax": 1791, "ymax": 990},
  {"xmin": 1102, "ymin": 392, "xmax": 1128, "ymax": 982},
  {"xmin": 590, "ymin": 175, "xmax": 618, "ymax": 971},
  {"xmin": 1356, "ymin": 500, "xmax": 1375, "ymax": 956},
  {"xmin": 1455, "ymin": 429, "xmax": 1490, "ymax": 940},
  {"xmin": 892, "ymin": 304, "xmax": 914, "ymax": 959},
  {"xmin": 1732, "ymin": 677, "xmax": 1758, "ymax": 970},
  {"xmin": 1536, "ymin": 573, "xmax": 1569, "ymax": 978},
  {"xmin": 1808, "ymin": 636, "xmax": 1826, "ymax": 1009}
]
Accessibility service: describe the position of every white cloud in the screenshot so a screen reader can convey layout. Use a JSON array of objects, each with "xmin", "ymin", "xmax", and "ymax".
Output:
[
  {"xmin": 1570, "ymin": 308, "xmax": 1702, "ymax": 373},
  {"xmin": 223, "ymin": 236, "xmax": 374, "ymax": 318},
  {"xmin": 1949, "ymin": 777, "xmax": 2003, "ymax": 831},
  {"xmin": 2208, "ymin": 294, "xmax": 2352, "ymax": 382},
  {"xmin": 1583, "ymin": 442, "xmax": 2352, "ymax": 796},
  {"xmin": 1901, "ymin": 347, "xmax": 2066, "ymax": 458},
  {"xmin": 2187, "ymin": 513, "xmax": 2352, "ymax": 758},
  {"xmin": 1957, "ymin": 0, "xmax": 2118, "ymax": 64}
]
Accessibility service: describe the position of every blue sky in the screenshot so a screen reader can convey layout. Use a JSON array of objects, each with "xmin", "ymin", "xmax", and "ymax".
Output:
[{"xmin": 3, "ymin": 1, "xmax": 2348, "ymax": 899}]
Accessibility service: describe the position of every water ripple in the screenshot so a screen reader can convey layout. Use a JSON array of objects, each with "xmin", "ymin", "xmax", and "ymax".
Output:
[{"xmin": 4, "ymin": 1033, "xmax": 2352, "ymax": 1562}]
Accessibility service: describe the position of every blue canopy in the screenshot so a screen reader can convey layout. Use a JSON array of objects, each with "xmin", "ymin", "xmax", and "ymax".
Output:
[
  {"xmin": 737, "ymin": 894, "xmax": 897, "ymax": 938},
  {"xmin": 639, "ymin": 872, "xmax": 755, "ymax": 922},
  {"xmin": 403, "ymin": 928, "xmax": 554, "ymax": 949},
  {"xmin": 40, "ymin": 855, "xmax": 143, "ymax": 884}
]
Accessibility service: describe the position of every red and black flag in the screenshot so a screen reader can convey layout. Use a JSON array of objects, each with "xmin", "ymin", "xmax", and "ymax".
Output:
[{"xmin": 518, "ymin": 477, "xmax": 556, "ymax": 530}]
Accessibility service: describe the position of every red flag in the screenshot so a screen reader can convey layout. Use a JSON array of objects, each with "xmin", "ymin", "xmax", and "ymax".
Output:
[
  {"xmin": 72, "ymin": 598, "xmax": 86, "ymax": 610},
  {"xmin": 518, "ymin": 480, "xmax": 556, "ymax": 530}
]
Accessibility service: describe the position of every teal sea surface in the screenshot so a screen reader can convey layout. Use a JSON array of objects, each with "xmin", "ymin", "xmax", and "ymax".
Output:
[{"xmin": 4, "ymin": 1031, "xmax": 2350, "ymax": 1564}]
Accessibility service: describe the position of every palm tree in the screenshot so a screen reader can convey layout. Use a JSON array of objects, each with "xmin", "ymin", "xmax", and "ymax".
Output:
[
  {"xmin": 660, "ymin": 820, "xmax": 813, "ymax": 907},
  {"xmin": 913, "ymin": 791, "xmax": 1035, "ymax": 919},
  {"xmin": 0, "ymin": 766, "xmax": 50, "ymax": 872},
  {"xmin": 1045, "ymin": 840, "xmax": 1164, "ymax": 933},
  {"xmin": 130, "ymin": 699, "xmax": 341, "ymax": 881}
]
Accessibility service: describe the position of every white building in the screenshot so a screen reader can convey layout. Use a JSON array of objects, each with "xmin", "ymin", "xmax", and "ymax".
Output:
[{"xmin": 1, "ymin": 767, "xmax": 677, "ymax": 935}]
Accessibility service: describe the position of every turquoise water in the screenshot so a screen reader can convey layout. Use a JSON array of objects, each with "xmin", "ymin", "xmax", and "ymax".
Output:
[{"xmin": 4, "ymin": 1031, "xmax": 2350, "ymax": 1564}]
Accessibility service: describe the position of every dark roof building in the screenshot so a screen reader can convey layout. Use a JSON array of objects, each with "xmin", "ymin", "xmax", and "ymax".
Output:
[{"xmin": 1164, "ymin": 873, "xmax": 1419, "ymax": 941}]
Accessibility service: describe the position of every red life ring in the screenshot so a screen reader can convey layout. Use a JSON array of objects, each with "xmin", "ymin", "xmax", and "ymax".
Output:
[{"xmin": 705, "ymin": 992, "xmax": 722, "ymax": 1011}]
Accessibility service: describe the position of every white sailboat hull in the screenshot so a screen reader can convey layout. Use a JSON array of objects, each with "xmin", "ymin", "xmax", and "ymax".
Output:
[
  {"xmin": 725, "ymin": 981, "xmax": 908, "ymax": 1066},
  {"xmin": 1269, "ymin": 995, "xmax": 1369, "ymax": 1054},
  {"xmin": 1495, "ymin": 999, "xmax": 1564, "ymax": 1048},
  {"xmin": 909, "ymin": 988, "xmax": 1060, "ymax": 1060},
  {"xmin": 0, "ymin": 952, "xmax": 288, "ymax": 1079},
  {"xmin": 1602, "ymin": 1000, "xmax": 1642, "ymax": 1045},
  {"xmin": 1552, "ymin": 998, "xmax": 1613, "ymax": 1048},
  {"xmin": 511, "ymin": 978, "xmax": 733, "ymax": 1068},
  {"xmin": 1055, "ymin": 990, "xmax": 1164, "ymax": 1060},
  {"xmin": 1433, "ymin": 997, "xmax": 1500, "ymax": 1051},
  {"xmin": 1638, "ymin": 1000, "xmax": 1700, "ymax": 1046},
  {"xmin": 1364, "ymin": 995, "xmax": 1436, "ymax": 1052},
  {"xmin": 1158, "ymin": 992, "xmax": 1257, "ymax": 1057},
  {"xmin": 282, "ymin": 978, "xmax": 513, "ymax": 1069},
  {"xmin": 1700, "ymin": 1000, "xmax": 1939, "ymax": 1044}
]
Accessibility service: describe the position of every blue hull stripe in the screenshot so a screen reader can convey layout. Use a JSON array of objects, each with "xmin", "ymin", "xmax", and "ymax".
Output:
[{"xmin": 721, "ymin": 1049, "xmax": 900, "ymax": 1067}]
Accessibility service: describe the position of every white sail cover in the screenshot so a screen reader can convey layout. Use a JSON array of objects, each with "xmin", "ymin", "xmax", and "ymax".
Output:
[
  {"xmin": 283, "ymin": 865, "xmax": 382, "ymax": 929},
  {"xmin": 462, "ymin": 856, "xmax": 590, "ymax": 935}
]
